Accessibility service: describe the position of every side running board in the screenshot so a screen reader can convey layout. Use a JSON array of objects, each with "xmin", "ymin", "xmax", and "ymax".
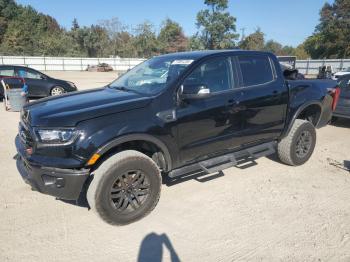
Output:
[{"xmin": 168, "ymin": 142, "xmax": 276, "ymax": 178}]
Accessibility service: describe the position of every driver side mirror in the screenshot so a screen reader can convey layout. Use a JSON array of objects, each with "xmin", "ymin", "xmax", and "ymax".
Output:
[
  {"xmin": 180, "ymin": 84, "xmax": 211, "ymax": 100},
  {"xmin": 40, "ymin": 75, "xmax": 47, "ymax": 80}
]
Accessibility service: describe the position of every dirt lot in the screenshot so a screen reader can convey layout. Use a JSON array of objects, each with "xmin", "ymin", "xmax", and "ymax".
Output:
[{"xmin": 0, "ymin": 71, "xmax": 350, "ymax": 262}]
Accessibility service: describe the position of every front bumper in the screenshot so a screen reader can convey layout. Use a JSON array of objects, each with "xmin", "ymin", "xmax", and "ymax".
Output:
[{"xmin": 15, "ymin": 136, "xmax": 90, "ymax": 200}]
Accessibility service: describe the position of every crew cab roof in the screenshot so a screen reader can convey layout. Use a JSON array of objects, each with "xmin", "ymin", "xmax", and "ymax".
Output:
[{"xmin": 156, "ymin": 49, "xmax": 275, "ymax": 60}]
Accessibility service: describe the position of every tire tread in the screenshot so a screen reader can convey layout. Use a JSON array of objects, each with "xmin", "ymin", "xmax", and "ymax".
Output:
[
  {"xmin": 277, "ymin": 119, "xmax": 315, "ymax": 166},
  {"xmin": 87, "ymin": 150, "xmax": 161, "ymax": 225}
]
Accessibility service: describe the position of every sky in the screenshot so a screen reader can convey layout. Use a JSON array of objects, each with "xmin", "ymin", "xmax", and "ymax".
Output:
[{"xmin": 16, "ymin": 0, "xmax": 332, "ymax": 47}]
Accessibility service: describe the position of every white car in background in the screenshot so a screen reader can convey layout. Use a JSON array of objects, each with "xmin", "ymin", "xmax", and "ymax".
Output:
[{"xmin": 333, "ymin": 67, "xmax": 350, "ymax": 79}]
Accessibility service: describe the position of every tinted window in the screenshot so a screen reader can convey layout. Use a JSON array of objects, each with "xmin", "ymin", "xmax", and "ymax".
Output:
[
  {"xmin": 0, "ymin": 67, "xmax": 15, "ymax": 77},
  {"xmin": 18, "ymin": 68, "xmax": 42, "ymax": 79},
  {"xmin": 238, "ymin": 55, "xmax": 274, "ymax": 86},
  {"xmin": 184, "ymin": 57, "xmax": 232, "ymax": 93}
]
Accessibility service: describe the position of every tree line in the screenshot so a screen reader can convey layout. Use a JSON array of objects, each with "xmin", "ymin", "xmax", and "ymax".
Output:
[{"xmin": 0, "ymin": 0, "xmax": 349, "ymax": 59}]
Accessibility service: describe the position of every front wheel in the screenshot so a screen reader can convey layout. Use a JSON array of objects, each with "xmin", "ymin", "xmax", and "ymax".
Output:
[
  {"xmin": 277, "ymin": 119, "xmax": 316, "ymax": 166},
  {"xmin": 87, "ymin": 150, "xmax": 162, "ymax": 225},
  {"xmin": 50, "ymin": 86, "xmax": 65, "ymax": 96}
]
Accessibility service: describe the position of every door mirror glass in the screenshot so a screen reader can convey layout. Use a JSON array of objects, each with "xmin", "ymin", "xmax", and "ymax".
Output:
[
  {"xmin": 40, "ymin": 74, "xmax": 47, "ymax": 80},
  {"xmin": 180, "ymin": 84, "xmax": 211, "ymax": 100}
]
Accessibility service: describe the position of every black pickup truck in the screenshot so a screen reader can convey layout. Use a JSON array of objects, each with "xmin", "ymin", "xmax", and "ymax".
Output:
[{"xmin": 15, "ymin": 50, "xmax": 339, "ymax": 225}]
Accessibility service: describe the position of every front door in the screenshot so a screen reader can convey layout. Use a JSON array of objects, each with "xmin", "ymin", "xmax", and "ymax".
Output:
[{"xmin": 175, "ymin": 56, "xmax": 239, "ymax": 164}]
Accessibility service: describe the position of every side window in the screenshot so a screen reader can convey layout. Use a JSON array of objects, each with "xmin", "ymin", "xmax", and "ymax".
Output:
[
  {"xmin": 18, "ymin": 68, "xmax": 42, "ymax": 79},
  {"xmin": 183, "ymin": 57, "xmax": 232, "ymax": 93},
  {"xmin": 238, "ymin": 55, "xmax": 274, "ymax": 87},
  {"xmin": 339, "ymin": 76, "xmax": 350, "ymax": 90},
  {"xmin": 0, "ymin": 67, "xmax": 15, "ymax": 77}
]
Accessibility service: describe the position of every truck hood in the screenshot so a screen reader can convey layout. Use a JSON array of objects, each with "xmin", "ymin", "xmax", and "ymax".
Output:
[{"xmin": 24, "ymin": 87, "xmax": 152, "ymax": 127}]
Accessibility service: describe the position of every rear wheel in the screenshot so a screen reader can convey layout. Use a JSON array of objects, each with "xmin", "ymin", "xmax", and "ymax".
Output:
[
  {"xmin": 277, "ymin": 119, "xmax": 316, "ymax": 166},
  {"xmin": 87, "ymin": 150, "xmax": 161, "ymax": 225},
  {"xmin": 50, "ymin": 86, "xmax": 65, "ymax": 96}
]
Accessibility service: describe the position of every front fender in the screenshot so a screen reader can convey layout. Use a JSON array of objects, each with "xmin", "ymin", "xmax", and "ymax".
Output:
[{"xmin": 94, "ymin": 133, "xmax": 173, "ymax": 171}]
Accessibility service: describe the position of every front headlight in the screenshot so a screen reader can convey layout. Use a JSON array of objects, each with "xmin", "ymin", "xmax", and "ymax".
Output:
[
  {"xmin": 68, "ymin": 82, "xmax": 76, "ymax": 89},
  {"xmin": 36, "ymin": 129, "xmax": 79, "ymax": 145}
]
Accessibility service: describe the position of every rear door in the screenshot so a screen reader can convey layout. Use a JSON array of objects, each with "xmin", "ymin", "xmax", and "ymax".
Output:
[
  {"xmin": 227, "ymin": 54, "xmax": 289, "ymax": 146},
  {"xmin": 336, "ymin": 75, "xmax": 350, "ymax": 116},
  {"xmin": 15, "ymin": 67, "xmax": 48, "ymax": 97}
]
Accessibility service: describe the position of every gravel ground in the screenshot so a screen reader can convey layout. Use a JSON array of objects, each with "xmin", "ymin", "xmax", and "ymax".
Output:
[{"xmin": 0, "ymin": 71, "xmax": 350, "ymax": 262}]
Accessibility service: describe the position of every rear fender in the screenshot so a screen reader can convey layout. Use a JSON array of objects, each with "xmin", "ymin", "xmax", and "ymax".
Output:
[{"xmin": 281, "ymin": 101, "xmax": 322, "ymax": 139}]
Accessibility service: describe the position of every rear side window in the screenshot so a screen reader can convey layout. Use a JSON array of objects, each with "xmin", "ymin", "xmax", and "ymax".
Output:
[
  {"xmin": 0, "ymin": 67, "xmax": 15, "ymax": 77},
  {"xmin": 238, "ymin": 55, "xmax": 274, "ymax": 86}
]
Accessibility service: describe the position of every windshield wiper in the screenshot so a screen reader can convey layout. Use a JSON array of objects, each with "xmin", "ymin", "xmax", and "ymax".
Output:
[
  {"xmin": 109, "ymin": 85, "xmax": 145, "ymax": 95},
  {"xmin": 111, "ymin": 85, "xmax": 129, "ymax": 91}
]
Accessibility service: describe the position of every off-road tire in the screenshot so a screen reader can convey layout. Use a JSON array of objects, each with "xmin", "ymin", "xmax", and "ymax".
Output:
[
  {"xmin": 277, "ymin": 119, "xmax": 316, "ymax": 166},
  {"xmin": 87, "ymin": 150, "xmax": 162, "ymax": 225}
]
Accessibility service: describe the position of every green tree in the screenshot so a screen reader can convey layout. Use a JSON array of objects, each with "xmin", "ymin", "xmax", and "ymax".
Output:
[
  {"xmin": 304, "ymin": 0, "xmax": 350, "ymax": 58},
  {"xmin": 100, "ymin": 17, "xmax": 126, "ymax": 57},
  {"xmin": 264, "ymin": 40, "xmax": 283, "ymax": 54},
  {"xmin": 292, "ymin": 44, "xmax": 309, "ymax": 60},
  {"xmin": 239, "ymin": 28, "xmax": 265, "ymax": 51},
  {"xmin": 0, "ymin": 0, "xmax": 18, "ymax": 46},
  {"xmin": 196, "ymin": 0, "xmax": 238, "ymax": 49},
  {"xmin": 188, "ymin": 35, "xmax": 206, "ymax": 50},
  {"xmin": 133, "ymin": 21, "xmax": 159, "ymax": 58},
  {"xmin": 158, "ymin": 18, "xmax": 188, "ymax": 53},
  {"xmin": 83, "ymin": 25, "xmax": 109, "ymax": 57},
  {"xmin": 1, "ymin": 5, "xmax": 62, "ymax": 55}
]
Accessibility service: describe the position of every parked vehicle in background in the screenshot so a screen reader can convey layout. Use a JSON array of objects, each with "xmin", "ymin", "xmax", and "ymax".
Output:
[
  {"xmin": 333, "ymin": 67, "xmax": 350, "ymax": 80},
  {"xmin": 86, "ymin": 63, "xmax": 113, "ymax": 72},
  {"xmin": 277, "ymin": 56, "xmax": 296, "ymax": 69},
  {"xmin": 333, "ymin": 74, "xmax": 350, "ymax": 120},
  {"xmin": 318, "ymin": 65, "xmax": 333, "ymax": 79},
  {"xmin": 15, "ymin": 50, "xmax": 339, "ymax": 225},
  {"xmin": 0, "ymin": 65, "xmax": 77, "ymax": 99},
  {"xmin": 280, "ymin": 64, "xmax": 305, "ymax": 80}
]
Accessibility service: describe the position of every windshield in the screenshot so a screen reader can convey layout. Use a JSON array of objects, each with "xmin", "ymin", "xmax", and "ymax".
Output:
[{"xmin": 109, "ymin": 56, "xmax": 194, "ymax": 95}]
